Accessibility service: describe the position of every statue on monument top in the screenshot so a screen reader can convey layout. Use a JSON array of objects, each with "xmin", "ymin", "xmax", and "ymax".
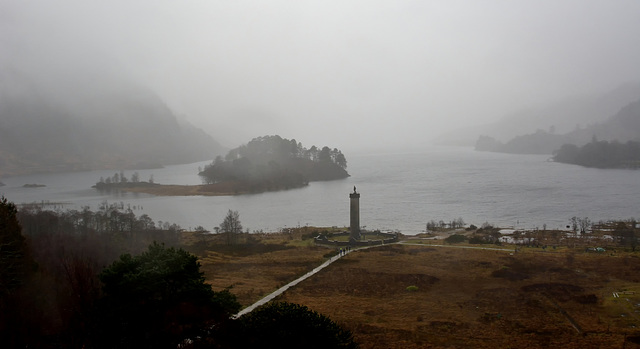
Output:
[{"xmin": 353, "ymin": 186, "xmax": 357, "ymax": 193}]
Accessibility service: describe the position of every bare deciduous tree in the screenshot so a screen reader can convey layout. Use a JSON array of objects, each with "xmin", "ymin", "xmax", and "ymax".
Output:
[
  {"xmin": 220, "ymin": 209, "xmax": 242, "ymax": 245},
  {"xmin": 579, "ymin": 217, "xmax": 591, "ymax": 234}
]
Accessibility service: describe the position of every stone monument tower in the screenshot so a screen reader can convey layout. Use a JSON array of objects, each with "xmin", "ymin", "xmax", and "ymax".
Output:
[{"xmin": 349, "ymin": 186, "xmax": 361, "ymax": 240}]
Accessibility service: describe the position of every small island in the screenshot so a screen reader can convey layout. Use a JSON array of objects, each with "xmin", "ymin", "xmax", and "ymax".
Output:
[
  {"xmin": 199, "ymin": 135, "xmax": 349, "ymax": 188},
  {"xmin": 94, "ymin": 171, "xmax": 156, "ymax": 189},
  {"xmin": 22, "ymin": 183, "xmax": 46, "ymax": 188},
  {"xmin": 93, "ymin": 135, "xmax": 350, "ymax": 196},
  {"xmin": 93, "ymin": 171, "xmax": 246, "ymax": 196}
]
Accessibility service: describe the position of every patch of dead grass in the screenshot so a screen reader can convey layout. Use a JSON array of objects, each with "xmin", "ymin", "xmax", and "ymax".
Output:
[
  {"xmin": 193, "ymin": 232, "xmax": 640, "ymax": 348},
  {"xmin": 276, "ymin": 244, "xmax": 640, "ymax": 348}
]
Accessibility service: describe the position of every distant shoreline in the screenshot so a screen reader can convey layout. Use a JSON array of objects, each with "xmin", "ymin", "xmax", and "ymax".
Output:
[
  {"xmin": 122, "ymin": 184, "xmax": 238, "ymax": 196},
  {"xmin": 99, "ymin": 181, "xmax": 308, "ymax": 196}
]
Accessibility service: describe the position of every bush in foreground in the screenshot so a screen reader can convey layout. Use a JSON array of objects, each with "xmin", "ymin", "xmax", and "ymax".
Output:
[
  {"xmin": 445, "ymin": 234, "xmax": 467, "ymax": 244},
  {"xmin": 219, "ymin": 302, "xmax": 358, "ymax": 349},
  {"xmin": 94, "ymin": 242, "xmax": 240, "ymax": 349}
]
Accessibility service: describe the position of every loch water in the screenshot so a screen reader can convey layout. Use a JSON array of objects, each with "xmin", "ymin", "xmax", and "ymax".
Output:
[{"xmin": 1, "ymin": 146, "xmax": 638, "ymax": 234}]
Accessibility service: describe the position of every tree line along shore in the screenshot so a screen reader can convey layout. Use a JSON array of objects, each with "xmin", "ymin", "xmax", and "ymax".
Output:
[{"xmin": 93, "ymin": 135, "xmax": 350, "ymax": 196}]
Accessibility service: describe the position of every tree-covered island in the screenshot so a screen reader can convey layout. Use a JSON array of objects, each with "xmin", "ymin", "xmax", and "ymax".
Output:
[
  {"xmin": 93, "ymin": 171, "xmax": 157, "ymax": 191},
  {"xmin": 199, "ymin": 135, "xmax": 349, "ymax": 192},
  {"xmin": 93, "ymin": 135, "xmax": 349, "ymax": 196}
]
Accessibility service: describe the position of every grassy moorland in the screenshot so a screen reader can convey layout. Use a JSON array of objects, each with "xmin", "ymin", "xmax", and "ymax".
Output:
[
  {"xmin": 182, "ymin": 228, "xmax": 334, "ymax": 306},
  {"xmin": 184, "ymin": 227, "xmax": 640, "ymax": 348}
]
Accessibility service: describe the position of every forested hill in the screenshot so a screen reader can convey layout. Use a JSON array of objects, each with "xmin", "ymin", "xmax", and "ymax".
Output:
[
  {"xmin": 550, "ymin": 98, "xmax": 640, "ymax": 168},
  {"xmin": 0, "ymin": 65, "xmax": 225, "ymax": 177},
  {"xmin": 199, "ymin": 135, "xmax": 349, "ymax": 191},
  {"xmin": 552, "ymin": 139, "xmax": 640, "ymax": 168},
  {"xmin": 476, "ymin": 97, "xmax": 640, "ymax": 155}
]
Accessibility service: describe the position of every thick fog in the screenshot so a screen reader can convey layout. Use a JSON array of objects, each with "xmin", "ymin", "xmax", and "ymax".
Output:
[{"xmin": 2, "ymin": 1, "xmax": 640, "ymax": 152}]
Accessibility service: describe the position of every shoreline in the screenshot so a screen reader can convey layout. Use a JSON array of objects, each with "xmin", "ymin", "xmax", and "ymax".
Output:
[
  {"xmin": 122, "ymin": 184, "xmax": 237, "ymax": 196},
  {"xmin": 105, "ymin": 181, "xmax": 309, "ymax": 197}
]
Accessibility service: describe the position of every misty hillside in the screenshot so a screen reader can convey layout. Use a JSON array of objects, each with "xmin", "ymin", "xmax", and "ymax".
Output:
[
  {"xmin": 582, "ymin": 97, "xmax": 640, "ymax": 141},
  {"xmin": 439, "ymin": 82, "xmax": 640, "ymax": 146},
  {"xmin": 0, "ymin": 68, "xmax": 225, "ymax": 177},
  {"xmin": 475, "ymin": 97, "xmax": 640, "ymax": 155}
]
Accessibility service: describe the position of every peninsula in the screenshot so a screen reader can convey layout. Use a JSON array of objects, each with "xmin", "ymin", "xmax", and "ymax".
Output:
[
  {"xmin": 119, "ymin": 181, "xmax": 302, "ymax": 196},
  {"xmin": 93, "ymin": 135, "xmax": 350, "ymax": 196}
]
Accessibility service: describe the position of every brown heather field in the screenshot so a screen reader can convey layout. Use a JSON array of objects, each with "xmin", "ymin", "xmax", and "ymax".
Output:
[
  {"xmin": 183, "ymin": 229, "xmax": 332, "ymax": 306},
  {"xmin": 185, "ymin": 230, "xmax": 640, "ymax": 348}
]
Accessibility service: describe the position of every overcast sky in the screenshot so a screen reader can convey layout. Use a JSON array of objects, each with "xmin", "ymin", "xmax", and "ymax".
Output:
[{"xmin": 2, "ymin": 1, "xmax": 640, "ymax": 152}]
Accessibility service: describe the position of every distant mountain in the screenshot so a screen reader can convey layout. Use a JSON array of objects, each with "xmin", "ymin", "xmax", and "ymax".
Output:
[
  {"xmin": 0, "ymin": 67, "xmax": 225, "ymax": 177},
  {"xmin": 474, "ymin": 132, "xmax": 570, "ymax": 155},
  {"xmin": 438, "ymin": 82, "xmax": 640, "ymax": 146},
  {"xmin": 475, "ymin": 98, "xmax": 640, "ymax": 155},
  {"xmin": 579, "ymin": 97, "xmax": 640, "ymax": 142}
]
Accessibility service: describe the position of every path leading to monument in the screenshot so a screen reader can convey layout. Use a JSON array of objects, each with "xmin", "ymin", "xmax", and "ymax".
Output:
[
  {"xmin": 233, "ymin": 241, "xmax": 515, "ymax": 319},
  {"xmin": 232, "ymin": 248, "xmax": 355, "ymax": 319}
]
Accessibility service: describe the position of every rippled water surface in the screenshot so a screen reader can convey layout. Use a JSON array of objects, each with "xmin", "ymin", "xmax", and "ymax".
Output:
[{"xmin": 2, "ymin": 147, "xmax": 638, "ymax": 234}]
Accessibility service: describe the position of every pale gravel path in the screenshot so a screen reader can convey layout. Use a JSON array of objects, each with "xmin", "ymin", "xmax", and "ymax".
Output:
[{"xmin": 232, "ymin": 247, "xmax": 358, "ymax": 318}]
